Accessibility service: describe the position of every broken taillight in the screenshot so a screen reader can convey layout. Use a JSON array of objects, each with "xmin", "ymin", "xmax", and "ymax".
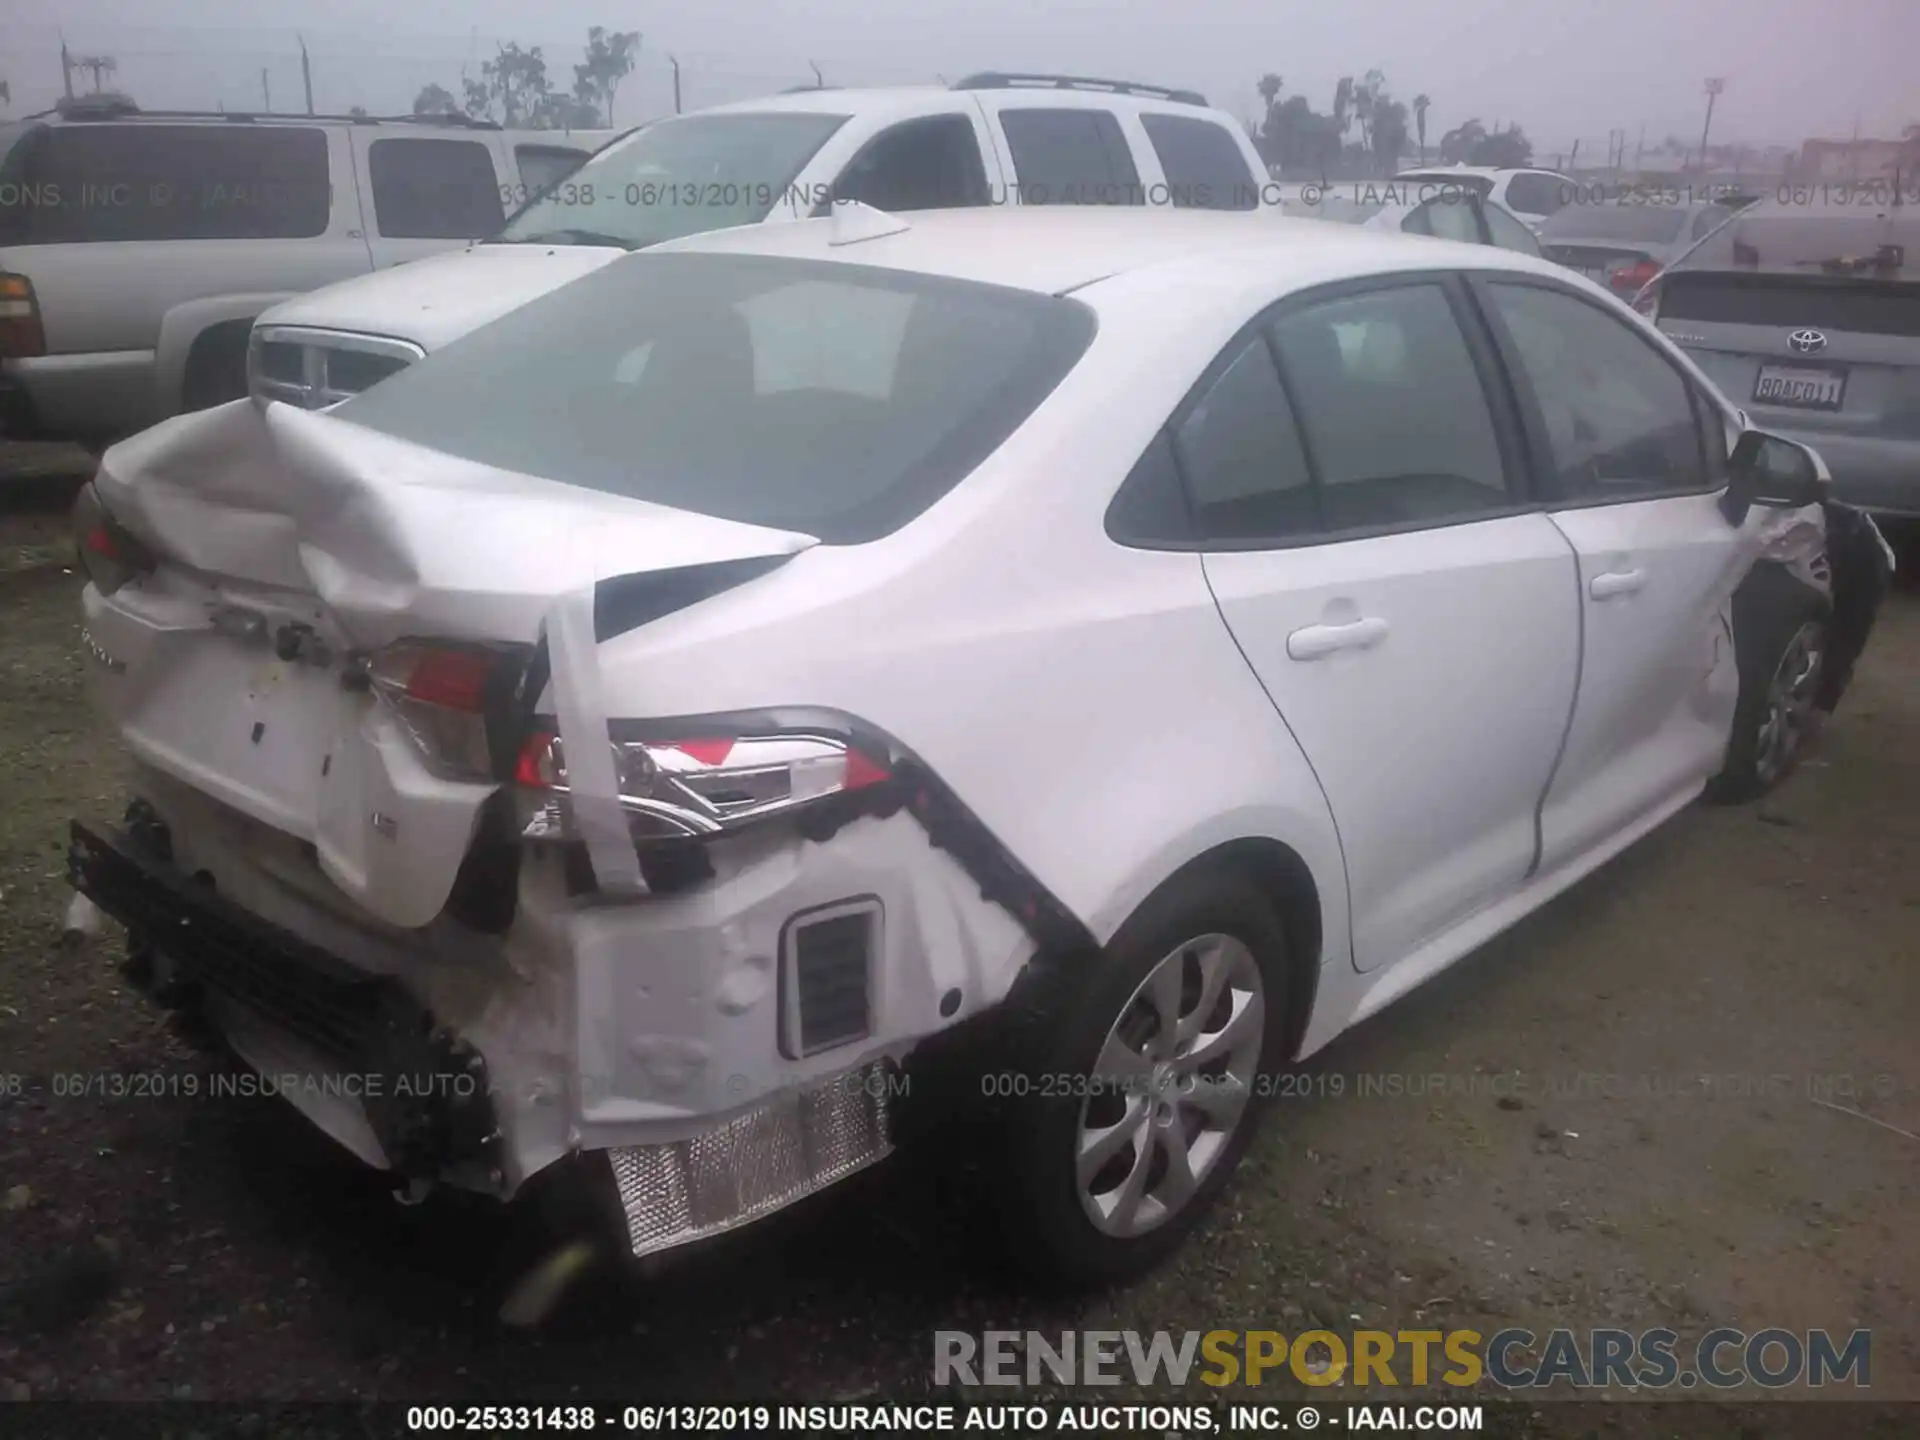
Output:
[
  {"xmin": 0, "ymin": 273, "xmax": 46, "ymax": 359},
  {"xmin": 71, "ymin": 483, "xmax": 154, "ymax": 596},
  {"xmin": 514, "ymin": 721, "xmax": 894, "ymax": 841},
  {"xmin": 368, "ymin": 641, "xmax": 525, "ymax": 782}
]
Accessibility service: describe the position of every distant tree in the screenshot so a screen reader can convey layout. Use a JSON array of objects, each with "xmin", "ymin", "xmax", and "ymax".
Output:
[
  {"xmin": 463, "ymin": 43, "xmax": 553, "ymax": 127},
  {"xmin": 1472, "ymin": 124, "xmax": 1533, "ymax": 168},
  {"xmin": 74, "ymin": 54, "xmax": 118, "ymax": 93},
  {"xmin": 1332, "ymin": 75, "xmax": 1355, "ymax": 138},
  {"xmin": 0, "ymin": 77, "xmax": 10, "ymax": 111},
  {"xmin": 1439, "ymin": 117, "xmax": 1487, "ymax": 163},
  {"xmin": 573, "ymin": 27, "xmax": 639, "ymax": 126},
  {"xmin": 1412, "ymin": 93, "xmax": 1431, "ymax": 163},
  {"xmin": 1265, "ymin": 93, "xmax": 1344, "ymax": 174},
  {"xmin": 348, "ymin": 104, "xmax": 369, "ymax": 119},
  {"xmin": 1257, "ymin": 73, "xmax": 1282, "ymax": 110},
  {"xmin": 1369, "ymin": 97, "xmax": 1409, "ymax": 174},
  {"xmin": 412, "ymin": 82, "xmax": 463, "ymax": 116}
]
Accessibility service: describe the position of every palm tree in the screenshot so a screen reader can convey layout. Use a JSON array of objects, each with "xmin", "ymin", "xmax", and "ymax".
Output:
[
  {"xmin": 1413, "ymin": 94, "xmax": 1431, "ymax": 163},
  {"xmin": 1333, "ymin": 76, "xmax": 1354, "ymax": 139},
  {"xmin": 1258, "ymin": 73, "xmax": 1282, "ymax": 108}
]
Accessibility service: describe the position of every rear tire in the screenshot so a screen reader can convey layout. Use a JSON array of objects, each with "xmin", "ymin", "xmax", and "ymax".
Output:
[
  {"xmin": 1707, "ymin": 563, "xmax": 1830, "ymax": 804},
  {"xmin": 997, "ymin": 871, "xmax": 1289, "ymax": 1290}
]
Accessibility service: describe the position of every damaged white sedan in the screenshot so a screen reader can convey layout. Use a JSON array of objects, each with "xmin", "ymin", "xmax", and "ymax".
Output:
[{"xmin": 67, "ymin": 207, "xmax": 1892, "ymax": 1286}]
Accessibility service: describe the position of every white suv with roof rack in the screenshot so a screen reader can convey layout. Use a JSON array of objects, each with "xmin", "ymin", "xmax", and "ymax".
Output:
[
  {"xmin": 0, "ymin": 94, "xmax": 616, "ymax": 447},
  {"xmin": 244, "ymin": 72, "xmax": 1280, "ymax": 409}
]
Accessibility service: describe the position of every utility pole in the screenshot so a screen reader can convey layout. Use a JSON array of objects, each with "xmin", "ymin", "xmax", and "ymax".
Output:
[
  {"xmin": 669, "ymin": 55, "xmax": 681, "ymax": 114},
  {"xmin": 809, "ymin": 59, "xmax": 823, "ymax": 90},
  {"xmin": 299, "ymin": 34, "xmax": 315, "ymax": 114},
  {"xmin": 1698, "ymin": 77, "xmax": 1725, "ymax": 175},
  {"xmin": 1635, "ymin": 121, "xmax": 1645, "ymax": 172},
  {"xmin": 59, "ymin": 34, "xmax": 75, "ymax": 98},
  {"xmin": 261, "ymin": 69, "xmax": 271, "ymax": 112}
]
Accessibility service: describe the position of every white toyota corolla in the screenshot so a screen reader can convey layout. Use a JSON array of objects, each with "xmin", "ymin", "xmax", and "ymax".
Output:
[{"xmin": 67, "ymin": 205, "xmax": 1891, "ymax": 1286}]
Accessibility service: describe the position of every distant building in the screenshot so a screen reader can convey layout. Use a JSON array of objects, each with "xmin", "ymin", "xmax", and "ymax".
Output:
[{"xmin": 1794, "ymin": 136, "xmax": 1917, "ymax": 183}]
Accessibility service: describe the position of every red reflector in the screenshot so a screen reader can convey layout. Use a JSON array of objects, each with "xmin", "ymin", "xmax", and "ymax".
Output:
[
  {"xmin": 515, "ymin": 731, "xmax": 556, "ymax": 787},
  {"xmin": 405, "ymin": 649, "xmax": 494, "ymax": 712},
  {"xmin": 672, "ymin": 738, "xmax": 736, "ymax": 766},
  {"xmin": 84, "ymin": 523, "xmax": 120, "ymax": 560},
  {"xmin": 844, "ymin": 748, "xmax": 891, "ymax": 791},
  {"xmin": 1612, "ymin": 261, "xmax": 1660, "ymax": 294}
]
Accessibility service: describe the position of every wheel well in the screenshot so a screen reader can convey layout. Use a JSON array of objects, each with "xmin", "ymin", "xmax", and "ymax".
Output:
[
  {"xmin": 1155, "ymin": 837, "xmax": 1324, "ymax": 1063},
  {"xmin": 181, "ymin": 321, "xmax": 253, "ymax": 407}
]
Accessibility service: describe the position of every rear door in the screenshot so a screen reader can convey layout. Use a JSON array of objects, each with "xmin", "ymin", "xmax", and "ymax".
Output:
[
  {"xmin": 1135, "ymin": 110, "xmax": 1261, "ymax": 210},
  {"xmin": 977, "ymin": 101, "xmax": 1148, "ymax": 207},
  {"xmin": 1185, "ymin": 275, "xmax": 1582, "ymax": 973},
  {"xmin": 1473, "ymin": 276, "xmax": 1752, "ymax": 872},
  {"xmin": 350, "ymin": 131, "xmax": 509, "ymax": 269}
]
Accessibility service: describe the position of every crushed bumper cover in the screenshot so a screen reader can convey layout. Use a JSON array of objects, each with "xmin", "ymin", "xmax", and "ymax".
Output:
[{"xmin": 68, "ymin": 815, "xmax": 507, "ymax": 1183}]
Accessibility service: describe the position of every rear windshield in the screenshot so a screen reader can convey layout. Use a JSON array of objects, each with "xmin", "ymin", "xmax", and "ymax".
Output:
[
  {"xmin": 335, "ymin": 252, "xmax": 1097, "ymax": 543},
  {"xmin": 0, "ymin": 122, "xmax": 331, "ymax": 243},
  {"xmin": 1669, "ymin": 203, "xmax": 1919, "ymax": 278},
  {"xmin": 1543, "ymin": 204, "xmax": 1689, "ymax": 244},
  {"xmin": 495, "ymin": 113, "xmax": 847, "ymax": 249}
]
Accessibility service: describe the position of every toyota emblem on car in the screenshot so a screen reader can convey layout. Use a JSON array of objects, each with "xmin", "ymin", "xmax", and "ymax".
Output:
[{"xmin": 1790, "ymin": 329, "xmax": 1828, "ymax": 354}]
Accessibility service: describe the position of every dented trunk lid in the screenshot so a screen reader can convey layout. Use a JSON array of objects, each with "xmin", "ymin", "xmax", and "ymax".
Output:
[{"xmin": 88, "ymin": 400, "xmax": 817, "ymax": 928}]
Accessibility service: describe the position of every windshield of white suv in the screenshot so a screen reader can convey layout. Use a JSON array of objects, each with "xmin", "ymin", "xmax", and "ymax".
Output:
[
  {"xmin": 335, "ymin": 252, "xmax": 1097, "ymax": 542},
  {"xmin": 494, "ymin": 113, "xmax": 849, "ymax": 250}
]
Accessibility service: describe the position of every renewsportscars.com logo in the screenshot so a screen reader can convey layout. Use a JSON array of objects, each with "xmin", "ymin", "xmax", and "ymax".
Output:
[{"xmin": 934, "ymin": 1327, "xmax": 1872, "ymax": 1390}]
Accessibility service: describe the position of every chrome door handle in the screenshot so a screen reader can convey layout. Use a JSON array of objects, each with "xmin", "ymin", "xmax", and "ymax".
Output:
[
  {"xmin": 1589, "ymin": 568, "xmax": 1646, "ymax": 600},
  {"xmin": 1287, "ymin": 616, "xmax": 1389, "ymax": 661}
]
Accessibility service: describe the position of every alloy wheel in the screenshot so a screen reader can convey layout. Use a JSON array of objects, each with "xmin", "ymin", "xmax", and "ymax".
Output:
[
  {"xmin": 1753, "ymin": 620, "xmax": 1825, "ymax": 786},
  {"xmin": 1075, "ymin": 933, "xmax": 1266, "ymax": 1238}
]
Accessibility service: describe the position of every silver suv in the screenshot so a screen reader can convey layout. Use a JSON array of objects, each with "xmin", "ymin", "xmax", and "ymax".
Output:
[
  {"xmin": 1641, "ymin": 192, "xmax": 1920, "ymax": 523},
  {"xmin": 0, "ymin": 95, "xmax": 614, "ymax": 447}
]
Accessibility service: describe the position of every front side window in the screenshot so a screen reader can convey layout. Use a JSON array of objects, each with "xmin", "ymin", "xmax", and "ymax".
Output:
[
  {"xmin": 1269, "ymin": 284, "xmax": 1511, "ymax": 530},
  {"xmin": 335, "ymin": 253, "xmax": 1096, "ymax": 544},
  {"xmin": 1140, "ymin": 113, "xmax": 1257, "ymax": 211},
  {"xmin": 0, "ymin": 123, "xmax": 330, "ymax": 243},
  {"xmin": 496, "ymin": 113, "xmax": 848, "ymax": 249},
  {"xmin": 1485, "ymin": 282, "xmax": 1704, "ymax": 500},
  {"xmin": 827, "ymin": 115, "xmax": 990, "ymax": 213},
  {"xmin": 369, "ymin": 137, "xmax": 503, "ymax": 240},
  {"xmin": 1000, "ymin": 109, "xmax": 1143, "ymax": 206}
]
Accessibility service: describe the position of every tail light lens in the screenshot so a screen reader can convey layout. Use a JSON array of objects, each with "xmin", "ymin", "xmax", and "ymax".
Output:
[
  {"xmin": 71, "ymin": 483, "xmax": 154, "ymax": 596},
  {"xmin": 515, "ymin": 722, "xmax": 893, "ymax": 842},
  {"xmin": 367, "ymin": 641, "xmax": 525, "ymax": 782},
  {"xmin": 1610, "ymin": 260, "xmax": 1662, "ymax": 298},
  {"xmin": 0, "ymin": 272, "xmax": 45, "ymax": 358}
]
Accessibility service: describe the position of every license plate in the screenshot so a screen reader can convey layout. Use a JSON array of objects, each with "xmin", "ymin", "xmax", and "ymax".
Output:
[{"xmin": 1753, "ymin": 363, "xmax": 1847, "ymax": 411}]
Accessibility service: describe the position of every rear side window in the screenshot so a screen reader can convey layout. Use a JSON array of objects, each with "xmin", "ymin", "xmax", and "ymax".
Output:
[
  {"xmin": 335, "ymin": 252, "xmax": 1096, "ymax": 544},
  {"xmin": 1139, "ymin": 114, "xmax": 1257, "ymax": 211},
  {"xmin": 1485, "ymin": 282, "xmax": 1704, "ymax": 499},
  {"xmin": 1406, "ymin": 195, "xmax": 1481, "ymax": 244},
  {"xmin": 1269, "ymin": 284, "xmax": 1511, "ymax": 530},
  {"xmin": 1000, "ymin": 110, "xmax": 1142, "ymax": 206},
  {"xmin": 0, "ymin": 123, "xmax": 330, "ymax": 243},
  {"xmin": 515, "ymin": 144, "xmax": 589, "ymax": 196},
  {"xmin": 1173, "ymin": 337, "xmax": 1317, "ymax": 539},
  {"xmin": 828, "ymin": 115, "xmax": 990, "ymax": 213},
  {"xmin": 368, "ymin": 137, "xmax": 504, "ymax": 239},
  {"xmin": 1502, "ymin": 173, "xmax": 1567, "ymax": 217}
]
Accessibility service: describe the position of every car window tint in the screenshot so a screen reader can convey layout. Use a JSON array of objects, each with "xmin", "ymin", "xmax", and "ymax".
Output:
[
  {"xmin": 734, "ymin": 278, "xmax": 915, "ymax": 399},
  {"xmin": 1412, "ymin": 195, "xmax": 1481, "ymax": 243},
  {"xmin": 1269, "ymin": 284, "xmax": 1510, "ymax": 530},
  {"xmin": 828, "ymin": 115, "xmax": 990, "ymax": 213},
  {"xmin": 1486, "ymin": 282, "xmax": 1704, "ymax": 499},
  {"xmin": 515, "ymin": 144, "xmax": 589, "ymax": 196},
  {"xmin": 1106, "ymin": 431, "xmax": 1194, "ymax": 544},
  {"xmin": 1139, "ymin": 113, "xmax": 1257, "ymax": 210},
  {"xmin": 1482, "ymin": 202, "xmax": 1543, "ymax": 255},
  {"xmin": 1174, "ymin": 336, "xmax": 1317, "ymax": 540},
  {"xmin": 1000, "ymin": 109, "xmax": 1143, "ymax": 205},
  {"xmin": 0, "ymin": 123, "xmax": 330, "ymax": 243},
  {"xmin": 368, "ymin": 137, "xmax": 503, "ymax": 239},
  {"xmin": 1503, "ymin": 172, "xmax": 1567, "ymax": 216}
]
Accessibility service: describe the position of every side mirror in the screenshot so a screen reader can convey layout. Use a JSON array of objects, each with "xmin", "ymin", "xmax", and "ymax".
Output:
[{"xmin": 1721, "ymin": 429, "xmax": 1828, "ymax": 523}]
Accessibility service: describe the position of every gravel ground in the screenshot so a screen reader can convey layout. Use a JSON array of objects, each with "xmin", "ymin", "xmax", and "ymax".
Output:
[{"xmin": 2, "ymin": 468, "xmax": 1916, "ymax": 1436}]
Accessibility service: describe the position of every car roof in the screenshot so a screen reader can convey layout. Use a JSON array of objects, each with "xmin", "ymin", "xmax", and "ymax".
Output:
[
  {"xmin": 694, "ymin": 84, "xmax": 1241, "ymax": 122},
  {"xmin": 647, "ymin": 205, "xmax": 1564, "ymax": 296}
]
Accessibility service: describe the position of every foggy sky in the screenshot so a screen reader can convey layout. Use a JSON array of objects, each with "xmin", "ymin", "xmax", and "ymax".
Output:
[{"xmin": 5, "ymin": 0, "xmax": 1915, "ymax": 155}]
